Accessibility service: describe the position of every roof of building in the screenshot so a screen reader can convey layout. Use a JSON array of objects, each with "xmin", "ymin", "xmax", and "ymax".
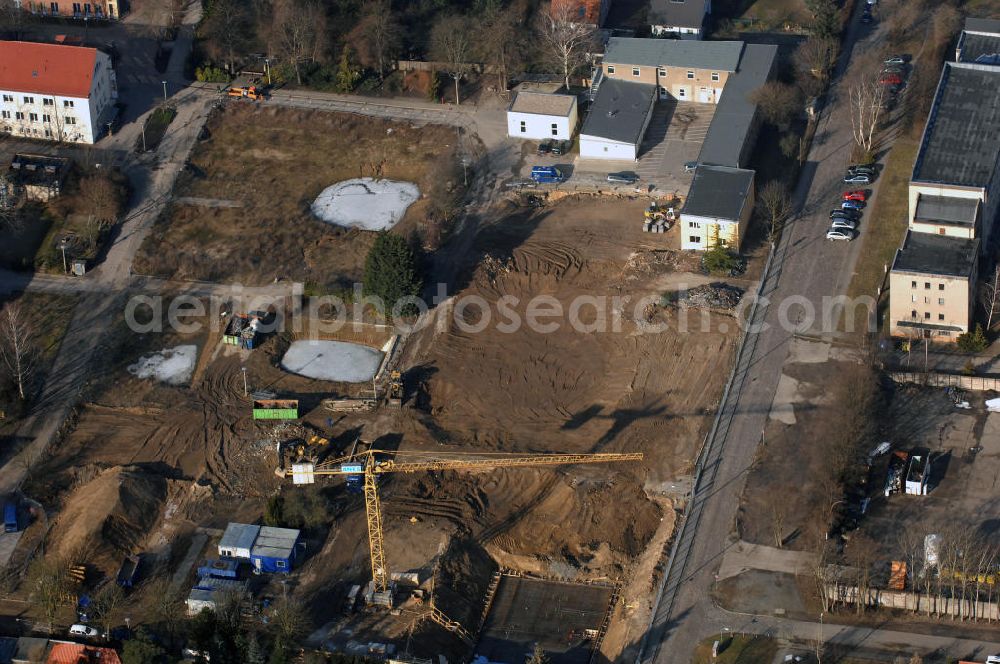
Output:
[
  {"xmin": 580, "ymin": 77, "xmax": 656, "ymax": 145},
  {"xmin": 697, "ymin": 43, "xmax": 778, "ymax": 168},
  {"xmin": 250, "ymin": 526, "xmax": 300, "ymax": 559},
  {"xmin": 219, "ymin": 523, "xmax": 260, "ymax": 552},
  {"xmin": 891, "ymin": 231, "xmax": 978, "ymax": 277},
  {"xmin": 193, "ymin": 576, "xmax": 245, "ymax": 591},
  {"xmin": 682, "ymin": 165, "xmax": 755, "ymax": 220},
  {"xmin": 14, "ymin": 637, "xmax": 50, "ymax": 662},
  {"xmin": 964, "ymin": 17, "xmax": 1000, "ymax": 35},
  {"xmin": 0, "ymin": 41, "xmax": 99, "ymax": 98},
  {"xmin": 912, "ymin": 62, "xmax": 1000, "ymax": 187},
  {"xmin": 603, "ymin": 37, "xmax": 743, "ymax": 72},
  {"xmin": 913, "ymin": 194, "xmax": 980, "ymax": 226},
  {"xmin": 0, "ymin": 637, "xmax": 16, "ymax": 663},
  {"xmin": 10, "ymin": 153, "xmax": 71, "ymax": 187},
  {"xmin": 508, "ymin": 91, "xmax": 577, "ymax": 117},
  {"xmin": 648, "ymin": 0, "xmax": 708, "ymax": 30},
  {"xmin": 47, "ymin": 643, "xmax": 122, "ymax": 664}
]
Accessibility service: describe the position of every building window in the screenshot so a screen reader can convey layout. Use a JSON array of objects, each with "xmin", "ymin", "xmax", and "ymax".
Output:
[
  {"xmin": 688, "ymin": 222, "xmax": 701, "ymax": 229},
  {"xmin": 911, "ymin": 280, "xmax": 916, "ymax": 288},
  {"xmin": 1, "ymin": 94, "xmax": 11, "ymax": 102},
  {"xmin": 711, "ymin": 72, "xmax": 720, "ymax": 81},
  {"xmin": 14, "ymin": 112, "xmax": 23, "ymax": 120},
  {"xmin": 0, "ymin": 111, "xmax": 8, "ymax": 119},
  {"xmin": 911, "ymin": 295, "xmax": 916, "ymax": 303},
  {"xmin": 65, "ymin": 117, "xmax": 76, "ymax": 125},
  {"xmin": 911, "ymin": 310, "xmax": 917, "ymax": 318},
  {"xmin": 607, "ymin": 65, "xmax": 615, "ymax": 75},
  {"xmin": 42, "ymin": 114, "xmax": 50, "ymax": 123},
  {"xmin": 551, "ymin": 123, "xmax": 558, "ymax": 136},
  {"xmin": 924, "ymin": 312, "xmax": 931, "ymax": 319},
  {"xmin": 22, "ymin": 96, "xmax": 33, "ymax": 104},
  {"xmin": 519, "ymin": 120, "xmax": 526, "ymax": 133},
  {"xmin": 63, "ymin": 100, "xmax": 74, "ymax": 108},
  {"xmin": 29, "ymin": 113, "xmax": 38, "ymax": 122},
  {"xmin": 678, "ymin": 88, "xmax": 686, "ymax": 98},
  {"xmin": 658, "ymin": 68, "xmax": 666, "ymax": 77},
  {"xmin": 938, "ymin": 298, "xmax": 944, "ymax": 305},
  {"xmin": 689, "ymin": 236, "xmax": 701, "ymax": 244},
  {"xmin": 632, "ymin": 67, "xmax": 641, "ymax": 77},
  {"xmin": 938, "ymin": 314, "xmax": 945, "ymax": 321},
  {"xmin": 923, "ymin": 297, "xmax": 928, "ymax": 304},
  {"xmin": 686, "ymin": 71, "xmax": 695, "ymax": 79},
  {"xmin": 938, "ymin": 228, "xmax": 945, "ymax": 234},
  {"xmin": 276, "ymin": 560, "xmax": 287, "ymax": 569},
  {"xmin": 938, "ymin": 284, "xmax": 944, "ymax": 290},
  {"xmin": 924, "ymin": 282, "xmax": 930, "ymax": 289},
  {"xmin": 42, "ymin": 97, "xmax": 53, "ymax": 106}
]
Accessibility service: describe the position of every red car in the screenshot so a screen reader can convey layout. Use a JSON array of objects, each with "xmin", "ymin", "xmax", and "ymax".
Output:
[
  {"xmin": 843, "ymin": 190, "xmax": 867, "ymax": 202},
  {"xmin": 880, "ymin": 73, "xmax": 903, "ymax": 85}
]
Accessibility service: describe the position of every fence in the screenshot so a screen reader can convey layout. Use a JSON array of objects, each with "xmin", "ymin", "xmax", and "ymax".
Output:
[
  {"xmin": 888, "ymin": 371, "xmax": 1000, "ymax": 392},
  {"xmin": 826, "ymin": 583, "xmax": 1000, "ymax": 621},
  {"xmin": 397, "ymin": 60, "xmax": 498, "ymax": 74}
]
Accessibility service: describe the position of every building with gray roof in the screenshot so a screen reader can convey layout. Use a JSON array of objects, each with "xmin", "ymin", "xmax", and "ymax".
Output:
[
  {"xmin": 681, "ymin": 166, "xmax": 755, "ymax": 251},
  {"xmin": 956, "ymin": 17, "xmax": 1000, "ymax": 64},
  {"xmin": 218, "ymin": 522, "xmax": 260, "ymax": 560},
  {"xmin": 603, "ymin": 37, "xmax": 743, "ymax": 72},
  {"xmin": 698, "ymin": 43, "xmax": 778, "ymax": 168},
  {"xmin": 649, "ymin": 0, "xmax": 710, "ymax": 38},
  {"xmin": 579, "ymin": 78, "xmax": 657, "ymax": 160}
]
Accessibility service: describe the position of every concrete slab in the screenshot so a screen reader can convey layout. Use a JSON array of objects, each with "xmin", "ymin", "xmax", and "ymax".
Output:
[
  {"xmin": 717, "ymin": 540, "xmax": 819, "ymax": 581},
  {"xmin": 786, "ymin": 337, "xmax": 831, "ymax": 364},
  {"xmin": 770, "ymin": 373, "xmax": 800, "ymax": 425}
]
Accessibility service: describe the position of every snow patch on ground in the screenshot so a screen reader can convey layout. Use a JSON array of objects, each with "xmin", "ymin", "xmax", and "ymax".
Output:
[
  {"xmin": 310, "ymin": 178, "xmax": 420, "ymax": 231},
  {"xmin": 281, "ymin": 340, "xmax": 384, "ymax": 382},
  {"xmin": 128, "ymin": 345, "xmax": 198, "ymax": 386}
]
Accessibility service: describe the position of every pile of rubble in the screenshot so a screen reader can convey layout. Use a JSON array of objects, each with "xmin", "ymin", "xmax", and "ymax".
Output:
[
  {"xmin": 680, "ymin": 283, "xmax": 744, "ymax": 311},
  {"xmin": 482, "ymin": 254, "xmax": 515, "ymax": 282}
]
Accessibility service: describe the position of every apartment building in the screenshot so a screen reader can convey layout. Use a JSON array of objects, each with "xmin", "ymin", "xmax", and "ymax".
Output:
[
  {"xmin": 889, "ymin": 232, "xmax": 979, "ymax": 341},
  {"xmin": 0, "ymin": 41, "xmax": 117, "ymax": 144}
]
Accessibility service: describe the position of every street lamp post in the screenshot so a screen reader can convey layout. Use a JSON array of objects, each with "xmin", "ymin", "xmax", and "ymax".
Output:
[
  {"xmin": 162, "ymin": 80, "xmax": 168, "ymax": 102},
  {"xmin": 58, "ymin": 237, "xmax": 69, "ymax": 274},
  {"xmin": 241, "ymin": 367, "xmax": 248, "ymax": 396}
]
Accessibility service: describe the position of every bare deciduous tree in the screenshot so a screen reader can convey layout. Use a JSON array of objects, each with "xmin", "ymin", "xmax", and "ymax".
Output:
[
  {"xmin": 361, "ymin": 0, "xmax": 400, "ymax": 82},
  {"xmin": 771, "ymin": 504, "xmax": 786, "ymax": 548},
  {"xmin": 536, "ymin": 2, "xmax": 595, "ymax": 91},
  {"xmin": 795, "ymin": 37, "xmax": 838, "ymax": 97},
  {"xmin": 26, "ymin": 555, "xmax": 71, "ymax": 631},
  {"xmin": 431, "ymin": 14, "xmax": 474, "ymax": 105},
  {"xmin": 199, "ymin": 0, "xmax": 251, "ymax": 74},
  {"xmin": 78, "ymin": 175, "xmax": 122, "ymax": 229},
  {"xmin": 0, "ymin": 0, "xmax": 34, "ymax": 39},
  {"xmin": 0, "ymin": 301, "xmax": 36, "ymax": 401},
  {"xmin": 477, "ymin": 0, "xmax": 526, "ymax": 94},
  {"xmin": 273, "ymin": 0, "xmax": 325, "ymax": 86},
  {"xmin": 981, "ymin": 266, "xmax": 1000, "ymax": 331},
  {"xmin": 757, "ymin": 180, "xmax": 793, "ymax": 243},
  {"xmin": 749, "ymin": 81, "xmax": 802, "ymax": 130},
  {"xmin": 848, "ymin": 75, "xmax": 886, "ymax": 158}
]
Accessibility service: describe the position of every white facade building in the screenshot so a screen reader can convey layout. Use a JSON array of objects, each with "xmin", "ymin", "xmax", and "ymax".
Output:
[
  {"xmin": 506, "ymin": 91, "xmax": 578, "ymax": 141},
  {"xmin": 0, "ymin": 41, "xmax": 117, "ymax": 144}
]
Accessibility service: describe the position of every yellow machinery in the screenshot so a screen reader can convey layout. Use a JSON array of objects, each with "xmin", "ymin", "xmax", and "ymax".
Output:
[
  {"xmin": 279, "ymin": 449, "xmax": 643, "ymax": 599},
  {"xmin": 387, "ymin": 371, "xmax": 403, "ymax": 408}
]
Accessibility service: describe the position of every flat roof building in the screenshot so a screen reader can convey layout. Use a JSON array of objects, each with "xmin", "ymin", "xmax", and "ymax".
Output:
[
  {"xmin": 648, "ymin": 0, "xmax": 710, "ymax": 39},
  {"xmin": 218, "ymin": 523, "xmax": 260, "ymax": 560},
  {"xmin": 579, "ymin": 78, "xmax": 657, "ymax": 160},
  {"xmin": 956, "ymin": 18, "xmax": 1000, "ymax": 64},
  {"xmin": 250, "ymin": 526, "xmax": 300, "ymax": 574},
  {"xmin": 681, "ymin": 166, "xmax": 755, "ymax": 251},
  {"xmin": 506, "ymin": 90, "xmax": 579, "ymax": 141}
]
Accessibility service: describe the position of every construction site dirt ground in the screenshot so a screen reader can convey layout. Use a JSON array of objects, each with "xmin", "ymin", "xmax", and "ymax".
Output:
[
  {"xmin": 132, "ymin": 104, "xmax": 463, "ymax": 289},
  {"xmin": 13, "ymin": 198, "xmax": 741, "ymax": 661}
]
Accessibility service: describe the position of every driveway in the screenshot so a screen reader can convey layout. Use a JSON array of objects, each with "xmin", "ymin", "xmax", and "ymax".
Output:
[{"xmin": 636, "ymin": 100, "xmax": 713, "ymax": 192}]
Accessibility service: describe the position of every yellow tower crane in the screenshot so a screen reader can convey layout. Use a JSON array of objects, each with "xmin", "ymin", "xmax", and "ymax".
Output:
[{"xmin": 279, "ymin": 448, "xmax": 643, "ymax": 601}]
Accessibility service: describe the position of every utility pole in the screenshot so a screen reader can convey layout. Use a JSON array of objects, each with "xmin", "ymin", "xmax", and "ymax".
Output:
[
  {"xmin": 241, "ymin": 367, "xmax": 248, "ymax": 396},
  {"xmin": 141, "ymin": 122, "xmax": 146, "ymax": 152},
  {"xmin": 162, "ymin": 80, "xmax": 168, "ymax": 102}
]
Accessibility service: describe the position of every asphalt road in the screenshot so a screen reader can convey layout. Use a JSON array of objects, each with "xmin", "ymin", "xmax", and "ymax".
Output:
[{"xmin": 636, "ymin": 3, "xmax": 928, "ymax": 662}]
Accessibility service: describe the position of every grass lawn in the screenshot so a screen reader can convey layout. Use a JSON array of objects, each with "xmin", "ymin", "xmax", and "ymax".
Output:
[
  {"xmin": 137, "ymin": 105, "xmax": 177, "ymax": 153},
  {"xmin": 713, "ymin": 0, "xmax": 811, "ymax": 32},
  {"xmin": 692, "ymin": 634, "xmax": 779, "ymax": 664},
  {"xmin": 845, "ymin": 136, "xmax": 918, "ymax": 303}
]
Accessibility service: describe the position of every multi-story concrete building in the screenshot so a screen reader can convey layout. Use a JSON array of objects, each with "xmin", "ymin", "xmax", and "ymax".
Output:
[
  {"xmin": 19, "ymin": 0, "xmax": 120, "ymax": 19},
  {"xmin": 601, "ymin": 38, "xmax": 741, "ymax": 103},
  {"xmin": 0, "ymin": 41, "xmax": 117, "ymax": 144},
  {"xmin": 889, "ymin": 232, "xmax": 979, "ymax": 341}
]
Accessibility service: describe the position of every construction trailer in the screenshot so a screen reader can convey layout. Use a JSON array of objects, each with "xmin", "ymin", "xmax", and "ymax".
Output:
[
  {"xmin": 197, "ymin": 558, "xmax": 240, "ymax": 579},
  {"xmin": 250, "ymin": 526, "xmax": 300, "ymax": 573},
  {"xmin": 252, "ymin": 399, "xmax": 298, "ymax": 420},
  {"xmin": 116, "ymin": 554, "xmax": 141, "ymax": 588},
  {"xmin": 217, "ymin": 523, "xmax": 260, "ymax": 560},
  {"xmin": 223, "ymin": 311, "xmax": 267, "ymax": 350},
  {"xmin": 186, "ymin": 577, "xmax": 246, "ymax": 615}
]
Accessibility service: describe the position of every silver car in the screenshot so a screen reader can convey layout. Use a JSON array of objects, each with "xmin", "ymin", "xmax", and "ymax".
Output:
[
  {"xmin": 830, "ymin": 218, "xmax": 857, "ymax": 230},
  {"xmin": 827, "ymin": 228, "xmax": 856, "ymax": 241}
]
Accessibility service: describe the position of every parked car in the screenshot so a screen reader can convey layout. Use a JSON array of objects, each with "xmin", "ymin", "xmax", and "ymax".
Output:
[
  {"xmin": 69, "ymin": 624, "xmax": 100, "ymax": 638},
  {"xmin": 842, "ymin": 199, "xmax": 865, "ymax": 210},
  {"xmin": 843, "ymin": 190, "xmax": 867, "ymax": 202},
  {"xmin": 831, "ymin": 209, "xmax": 861, "ymax": 220},
  {"xmin": 530, "ymin": 166, "xmax": 565, "ymax": 184},
  {"xmin": 607, "ymin": 172, "xmax": 639, "ymax": 184},
  {"xmin": 861, "ymin": 11, "xmax": 873, "ymax": 24},
  {"xmin": 844, "ymin": 173, "xmax": 873, "ymax": 184},
  {"xmin": 884, "ymin": 55, "xmax": 907, "ymax": 65},
  {"xmin": 3, "ymin": 503, "xmax": 16, "ymax": 533},
  {"xmin": 880, "ymin": 73, "xmax": 903, "ymax": 85},
  {"xmin": 827, "ymin": 228, "xmax": 857, "ymax": 241},
  {"xmin": 536, "ymin": 140, "xmax": 553, "ymax": 155},
  {"xmin": 550, "ymin": 139, "xmax": 572, "ymax": 156},
  {"xmin": 848, "ymin": 164, "xmax": 876, "ymax": 175},
  {"xmin": 683, "ymin": 161, "xmax": 699, "ymax": 173},
  {"xmin": 830, "ymin": 218, "xmax": 858, "ymax": 230}
]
